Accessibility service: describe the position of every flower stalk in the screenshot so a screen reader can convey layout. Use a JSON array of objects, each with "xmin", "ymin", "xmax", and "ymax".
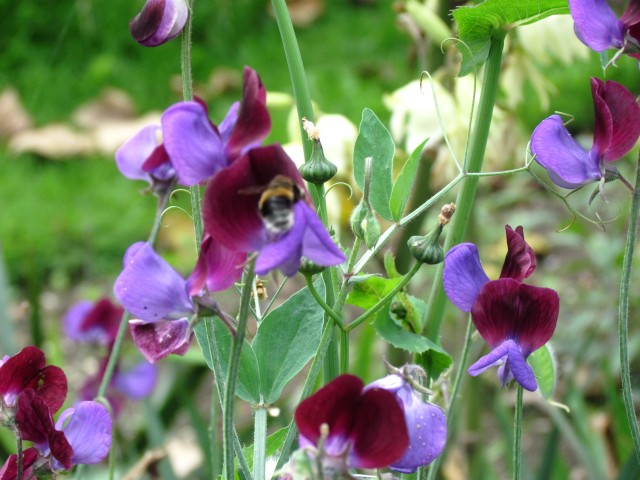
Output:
[{"xmin": 513, "ymin": 385, "xmax": 524, "ymax": 480}]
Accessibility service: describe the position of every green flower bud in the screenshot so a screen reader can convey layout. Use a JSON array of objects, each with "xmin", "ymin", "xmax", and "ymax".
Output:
[
  {"xmin": 299, "ymin": 118, "xmax": 338, "ymax": 184},
  {"xmin": 362, "ymin": 209, "xmax": 381, "ymax": 249},
  {"xmin": 299, "ymin": 256, "xmax": 326, "ymax": 275},
  {"xmin": 350, "ymin": 202, "xmax": 367, "ymax": 239},
  {"xmin": 408, "ymin": 224, "xmax": 444, "ymax": 265}
]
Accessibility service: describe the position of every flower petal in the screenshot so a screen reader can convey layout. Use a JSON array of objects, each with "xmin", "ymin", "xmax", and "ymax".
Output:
[
  {"xmin": 115, "ymin": 125, "xmax": 161, "ymax": 181},
  {"xmin": 129, "ymin": 318, "xmax": 193, "ymax": 363},
  {"xmin": 299, "ymin": 203, "xmax": 346, "ymax": 267},
  {"xmin": 255, "ymin": 205, "xmax": 307, "ymax": 276},
  {"xmin": 443, "ymin": 243, "xmax": 489, "ymax": 312},
  {"xmin": 568, "ymin": 0, "xmax": 623, "ymax": 51},
  {"xmin": 591, "ymin": 78, "xmax": 640, "ymax": 162},
  {"xmin": 56, "ymin": 402, "xmax": 112, "ymax": 465},
  {"xmin": 112, "ymin": 362, "xmax": 157, "ymax": 400},
  {"xmin": 114, "ymin": 242, "xmax": 194, "ymax": 322},
  {"xmin": 129, "ymin": 0, "xmax": 188, "ymax": 47},
  {"xmin": 468, "ymin": 340, "xmax": 511, "ymax": 377},
  {"xmin": 471, "ymin": 279, "xmax": 559, "ymax": 354},
  {"xmin": 64, "ymin": 298, "xmax": 123, "ymax": 346},
  {"xmin": 504, "ymin": 342, "xmax": 538, "ymax": 392},
  {"xmin": 162, "ymin": 101, "xmax": 226, "ymax": 185},
  {"xmin": 500, "ymin": 225, "xmax": 536, "ymax": 281},
  {"xmin": 187, "ymin": 235, "xmax": 246, "ymax": 294},
  {"xmin": 0, "ymin": 447, "xmax": 38, "ymax": 480},
  {"xmin": 530, "ymin": 114, "xmax": 601, "ymax": 188}
]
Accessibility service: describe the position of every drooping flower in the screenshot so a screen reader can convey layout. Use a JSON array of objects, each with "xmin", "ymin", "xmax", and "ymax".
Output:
[
  {"xmin": 203, "ymin": 144, "xmax": 345, "ymax": 276},
  {"xmin": 0, "ymin": 447, "xmax": 38, "ymax": 480},
  {"xmin": 294, "ymin": 374, "xmax": 409, "ymax": 473},
  {"xmin": 366, "ymin": 369, "xmax": 446, "ymax": 473},
  {"xmin": 63, "ymin": 298, "xmax": 123, "ymax": 346},
  {"xmin": 530, "ymin": 78, "xmax": 640, "ymax": 189},
  {"xmin": 568, "ymin": 0, "xmax": 640, "ymax": 58},
  {"xmin": 0, "ymin": 346, "xmax": 67, "ymax": 415},
  {"xmin": 129, "ymin": 0, "xmax": 189, "ymax": 47},
  {"xmin": 443, "ymin": 226, "xmax": 559, "ymax": 391}
]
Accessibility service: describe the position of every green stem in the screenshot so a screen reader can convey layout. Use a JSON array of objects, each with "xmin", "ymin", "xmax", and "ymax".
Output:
[
  {"xmin": 424, "ymin": 30, "xmax": 506, "ymax": 342},
  {"xmin": 304, "ymin": 275, "xmax": 344, "ymax": 329},
  {"xmin": 253, "ymin": 402, "xmax": 268, "ymax": 480},
  {"xmin": 346, "ymin": 262, "xmax": 422, "ymax": 333},
  {"xmin": 223, "ymin": 261, "xmax": 256, "ymax": 478},
  {"xmin": 15, "ymin": 432, "xmax": 22, "ymax": 480},
  {"xmin": 513, "ymin": 385, "xmax": 523, "ymax": 480},
  {"xmin": 618, "ymin": 154, "xmax": 640, "ymax": 463},
  {"xmin": 339, "ymin": 329, "xmax": 349, "ymax": 374}
]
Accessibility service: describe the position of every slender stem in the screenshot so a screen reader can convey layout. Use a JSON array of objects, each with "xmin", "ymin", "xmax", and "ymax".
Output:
[
  {"xmin": 262, "ymin": 276, "xmax": 289, "ymax": 317},
  {"xmin": 253, "ymin": 402, "xmax": 268, "ymax": 480},
  {"xmin": 180, "ymin": 0, "xmax": 194, "ymax": 102},
  {"xmin": 513, "ymin": 385, "xmax": 524, "ymax": 480},
  {"xmin": 424, "ymin": 31, "xmax": 506, "ymax": 342},
  {"xmin": 339, "ymin": 329, "xmax": 349, "ymax": 374},
  {"xmin": 618, "ymin": 154, "xmax": 640, "ymax": 463},
  {"xmin": 304, "ymin": 275, "xmax": 344, "ymax": 329},
  {"xmin": 223, "ymin": 261, "xmax": 256, "ymax": 478},
  {"xmin": 15, "ymin": 432, "xmax": 22, "ymax": 480},
  {"xmin": 426, "ymin": 316, "xmax": 473, "ymax": 480}
]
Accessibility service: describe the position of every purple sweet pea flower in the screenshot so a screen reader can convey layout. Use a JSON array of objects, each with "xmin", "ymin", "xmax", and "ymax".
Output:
[
  {"xmin": 531, "ymin": 78, "xmax": 640, "ymax": 189},
  {"xmin": 366, "ymin": 370, "xmax": 446, "ymax": 473},
  {"xmin": 202, "ymin": 144, "xmax": 345, "ymax": 276},
  {"xmin": 294, "ymin": 374, "xmax": 409, "ymax": 473},
  {"xmin": 569, "ymin": 0, "xmax": 640, "ymax": 58},
  {"xmin": 129, "ymin": 0, "xmax": 189, "ymax": 47},
  {"xmin": 63, "ymin": 298, "xmax": 123, "ymax": 346}
]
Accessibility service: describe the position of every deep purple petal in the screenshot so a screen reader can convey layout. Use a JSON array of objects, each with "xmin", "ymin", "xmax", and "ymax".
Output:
[
  {"xmin": 500, "ymin": 226, "xmax": 536, "ymax": 281},
  {"xmin": 129, "ymin": 0, "xmax": 188, "ymax": 47},
  {"xmin": 443, "ymin": 243, "xmax": 490, "ymax": 312},
  {"xmin": 115, "ymin": 125, "xmax": 160, "ymax": 181},
  {"xmin": 129, "ymin": 318, "xmax": 193, "ymax": 363},
  {"xmin": 530, "ymin": 114, "xmax": 602, "ymax": 188},
  {"xmin": 0, "ymin": 448, "xmax": 38, "ymax": 480},
  {"xmin": 226, "ymin": 67, "xmax": 271, "ymax": 160},
  {"xmin": 295, "ymin": 374, "xmax": 363, "ymax": 456},
  {"xmin": 187, "ymin": 235, "xmax": 246, "ymax": 295},
  {"xmin": 348, "ymin": 387, "xmax": 409, "ymax": 469},
  {"xmin": 591, "ymin": 78, "xmax": 640, "ymax": 162},
  {"xmin": 568, "ymin": 0, "xmax": 624, "ymax": 51},
  {"xmin": 55, "ymin": 402, "xmax": 112, "ymax": 466},
  {"xmin": 621, "ymin": 0, "xmax": 640, "ymax": 31},
  {"xmin": 162, "ymin": 101, "xmax": 227, "ymax": 185},
  {"xmin": 471, "ymin": 279, "xmax": 559, "ymax": 353},
  {"xmin": 114, "ymin": 242, "xmax": 194, "ymax": 322},
  {"xmin": 112, "ymin": 362, "xmax": 157, "ymax": 400},
  {"xmin": 299, "ymin": 203, "xmax": 346, "ymax": 267}
]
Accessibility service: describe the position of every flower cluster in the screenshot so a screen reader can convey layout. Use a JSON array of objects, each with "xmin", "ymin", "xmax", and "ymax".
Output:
[
  {"xmin": 0, "ymin": 346, "xmax": 111, "ymax": 477},
  {"xmin": 289, "ymin": 369, "xmax": 446, "ymax": 476},
  {"xmin": 115, "ymin": 67, "xmax": 345, "ymax": 362},
  {"xmin": 443, "ymin": 226, "xmax": 560, "ymax": 392}
]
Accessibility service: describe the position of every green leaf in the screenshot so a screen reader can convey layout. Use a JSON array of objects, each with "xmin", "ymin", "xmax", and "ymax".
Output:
[
  {"xmin": 528, "ymin": 343, "xmax": 556, "ymax": 399},
  {"xmin": 253, "ymin": 280, "xmax": 326, "ymax": 404},
  {"xmin": 193, "ymin": 317, "xmax": 261, "ymax": 404},
  {"xmin": 453, "ymin": 0, "xmax": 569, "ymax": 76},
  {"xmin": 388, "ymin": 292, "xmax": 425, "ymax": 334},
  {"xmin": 346, "ymin": 275, "xmax": 403, "ymax": 310},
  {"xmin": 240, "ymin": 426, "xmax": 288, "ymax": 473},
  {"xmin": 353, "ymin": 108, "xmax": 395, "ymax": 220},
  {"xmin": 389, "ymin": 139, "xmax": 428, "ymax": 222}
]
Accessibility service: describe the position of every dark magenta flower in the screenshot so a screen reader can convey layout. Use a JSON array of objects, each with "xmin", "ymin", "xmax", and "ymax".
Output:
[
  {"xmin": 186, "ymin": 234, "xmax": 246, "ymax": 296},
  {"xmin": 531, "ymin": 78, "xmax": 640, "ymax": 189},
  {"xmin": 294, "ymin": 374, "xmax": 409, "ymax": 473},
  {"xmin": 63, "ymin": 298, "xmax": 123, "ymax": 346},
  {"xmin": 569, "ymin": 0, "xmax": 640, "ymax": 58},
  {"xmin": 0, "ymin": 346, "xmax": 67, "ymax": 416},
  {"xmin": 129, "ymin": 0, "xmax": 189, "ymax": 47},
  {"xmin": 0, "ymin": 447, "xmax": 38, "ymax": 480},
  {"xmin": 203, "ymin": 144, "xmax": 345, "ymax": 276},
  {"xmin": 366, "ymin": 370, "xmax": 446, "ymax": 473},
  {"xmin": 443, "ymin": 226, "xmax": 559, "ymax": 391}
]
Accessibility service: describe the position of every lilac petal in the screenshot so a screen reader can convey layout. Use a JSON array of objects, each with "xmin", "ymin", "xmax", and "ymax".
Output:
[
  {"xmin": 299, "ymin": 203, "xmax": 346, "ymax": 267},
  {"xmin": 64, "ymin": 298, "xmax": 122, "ymax": 346},
  {"xmin": 468, "ymin": 340, "xmax": 511, "ymax": 377},
  {"xmin": 187, "ymin": 235, "xmax": 245, "ymax": 295},
  {"xmin": 390, "ymin": 384, "xmax": 446, "ymax": 473},
  {"xmin": 162, "ymin": 101, "xmax": 227, "ymax": 186},
  {"xmin": 218, "ymin": 102, "xmax": 240, "ymax": 144},
  {"xmin": 568, "ymin": 0, "xmax": 624, "ymax": 51},
  {"xmin": 443, "ymin": 243, "xmax": 490, "ymax": 312},
  {"xmin": 112, "ymin": 362, "xmax": 157, "ymax": 400},
  {"xmin": 500, "ymin": 225, "xmax": 536, "ymax": 282},
  {"xmin": 129, "ymin": 0, "xmax": 188, "ymax": 47},
  {"xmin": 115, "ymin": 125, "xmax": 160, "ymax": 181},
  {"xmin": 255, "ymin": 207, "xmax": 306, "ymax": 276},
  {"xmin": 503, "ymin": 342, "xmax": 538, "ymax": 392},
  {"xmin": 114, "ymin": 242, "xmax": 194, "ymax": 322},
  {"xmin": 129, "ymin": 318, "xmax": 193, "ymax": 363},
  {"xmin": 591, "ymin": 78, "xmax": 640, "ymax": 162},
  {"xmin": 63, "ymin": 300, "xmax": 94, "ymax": 341},
  {"xmin": 530, "ymin": 114, "xmax": 602, "ymax": 188},
  {"xmin": 55, "ymin": 402, "xmax": 112, "ymax": 466}
]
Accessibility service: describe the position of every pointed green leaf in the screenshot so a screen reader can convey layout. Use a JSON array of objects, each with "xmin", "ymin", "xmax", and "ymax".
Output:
[
  {"xmin": 528, "ymin": 343, "xmax": 556, "ymax": 399},
  {"xmin": 346, "ymin": 275, "xmax": 403, "ymax": 310},
  {"xmin": 453, "ymin": 0, "xmax": 569, "ymax": 76},
  {"xmin": 193, "ymin": 317, "xmax": 261, "ymax": 404},
  {"xmin": 389, "ymin": 139, "xmax": 428, "ymax": 222},
  {"xmin": 353, "ymin": 108, "xmax": 395, "ymax": 220},
  {"xmin": 253, "ymin": 280, "xmax": 326, "ymax": 404}
]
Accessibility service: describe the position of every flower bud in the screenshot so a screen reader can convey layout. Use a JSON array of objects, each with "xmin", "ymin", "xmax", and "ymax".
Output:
[
  {"xmin": 299, "ymin": 256, "xmax": 326, "ymax": 275},
  {"xmin": 129, "ymin": 0, "xmax": 189, "ymax": 47},
  {"xmin": 408, "ymin": 224, "xmax": 444, "ymax": 265},
  {"xmin": 362, "ymin": 210, "xmax": 381, "ymax": 249},
  {"xmin": 350, "ymin": 202, "xmax": 367, "ymax": 239},
  {"xmin": 299, "ymin": 119, "xmax": 338, "ymax": 184}
]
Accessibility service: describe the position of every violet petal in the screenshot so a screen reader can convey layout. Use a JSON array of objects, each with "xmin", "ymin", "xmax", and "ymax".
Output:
[
  {"xmin": 468, "ymin": 340, "xmax": 511, "ymax": 377},
  {"xmin": 255, "ymin": 205, "xmax": 307, "ymax": 276},
  {"xmin": 112, "ymin": 362, "xmax": 157, "ymax": 400},
  {"xmin": 568, "ymin": 0, "xmax": 624, "ymax": 51},
  {"xmin": 299, "ymin": 203, "xmax": 346, "ymax": 267},
  {"xmin": 443, "ymin": 243, "xmax": 490, "ymax": 312},
  {"xmin": 129, "ymin": 0, "xmax": 188, "ymax": 47},
  {"xmin": 129, "ymin": 318, "xmax": 193, "ymax": 364},
  {"xmin": 504, "ymin": 342, "xmax": 538, "ymax": 392},
  {"xmin": 55, "ymin": 402, "xmax": 112, "ymax": 466},
  {"xmin": 115, "ymin": 125, "xmax": 160, "ymax": 181}
]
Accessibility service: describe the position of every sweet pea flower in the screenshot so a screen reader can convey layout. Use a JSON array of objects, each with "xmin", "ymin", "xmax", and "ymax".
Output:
[
  {"xmin": 366, "ymin": 369, "xmax": 446, "ymax": 473},
  {"xmin": 568, "ymin": 0, "xmax": 640, "ymax": 59},
  {"xmin": 530, "ymin": 78, "xmax": 640, "ymax": 189},
  {"xmin": 129, "ymin": 0, "xmax": 189, "ymax": 47},
  {"xmin": 294, "ymin": 374, "xmax": 409, "ymax": 473},
  {"xmin": 443, "ymin": 226, "xmax": 559, "ymax": 391},
  {"xmin": 63, "ymin": 297, "xmax": 123, "ymax": 346},
  {"xmin": 0, "ymin": 447, "xmax": 38, "ymax": 480},
  {"xmin": 203, "ymin": 144, "xmax": 345, "ymax": 276}
]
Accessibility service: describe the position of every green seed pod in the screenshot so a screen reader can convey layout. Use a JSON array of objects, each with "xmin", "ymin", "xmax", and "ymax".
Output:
[
  {"xmin": 299, "ymin": 140, "xmax": 338, "ymax": 185},
  {"xmin": 408, "ymin": 224, "xmax": 444, "ymax": 265},
  {"xmin": 362, "ymin": 210, "xmax": 381, "ymax": 249}
]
